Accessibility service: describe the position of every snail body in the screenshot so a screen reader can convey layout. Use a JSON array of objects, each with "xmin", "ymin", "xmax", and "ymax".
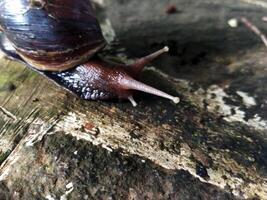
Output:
[{"xmin": 0, "ymin": 0, "xmax": 179, "ymax": 106}]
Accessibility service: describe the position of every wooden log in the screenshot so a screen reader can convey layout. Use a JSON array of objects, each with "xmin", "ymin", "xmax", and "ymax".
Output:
[{"xmin": 0, "ymin": 0, "xmax": 267, "ymax": 199}]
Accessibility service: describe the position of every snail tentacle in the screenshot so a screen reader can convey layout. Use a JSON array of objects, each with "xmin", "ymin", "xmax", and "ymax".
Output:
[{"xmin": 128, "ymin": 46, "xmax": 169, "ymax": 76}]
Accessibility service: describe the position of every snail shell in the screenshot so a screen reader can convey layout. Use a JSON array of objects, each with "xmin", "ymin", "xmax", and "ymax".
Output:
[{"xmin": 0, "ymin": 0, "xmax": 106, "ymax": 71}]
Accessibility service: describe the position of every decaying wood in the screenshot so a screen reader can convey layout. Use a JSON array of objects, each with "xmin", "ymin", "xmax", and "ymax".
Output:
[{"xmin": 0, "ymin": 0, "xmax": 267, "ymax": 199}]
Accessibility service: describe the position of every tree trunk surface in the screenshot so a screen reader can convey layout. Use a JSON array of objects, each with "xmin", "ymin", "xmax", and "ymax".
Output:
[{"xmin": 0, "ymin": 0, "xmax": 267, "ymax": 199}]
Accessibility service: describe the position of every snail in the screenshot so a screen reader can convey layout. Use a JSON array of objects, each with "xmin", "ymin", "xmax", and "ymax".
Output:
[{"xmin": 0, "ymin": 0, "xmax": 180, "ymax": 106}]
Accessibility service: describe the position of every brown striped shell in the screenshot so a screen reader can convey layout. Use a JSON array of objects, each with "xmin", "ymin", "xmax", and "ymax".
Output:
[{"xmin": 0, "ymin": 0, "xmax": 106, "ymax": 71}]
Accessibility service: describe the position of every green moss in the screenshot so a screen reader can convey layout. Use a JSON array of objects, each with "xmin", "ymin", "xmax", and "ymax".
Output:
[{"xmin": 0, "ymin": 149, "xmax": 11, "ymax": 164}]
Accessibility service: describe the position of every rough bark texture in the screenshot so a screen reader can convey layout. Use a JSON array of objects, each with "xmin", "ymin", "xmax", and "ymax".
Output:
[{"xmin": 0, "ymin": 0, "xmax": 267, "ymax": 199}]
